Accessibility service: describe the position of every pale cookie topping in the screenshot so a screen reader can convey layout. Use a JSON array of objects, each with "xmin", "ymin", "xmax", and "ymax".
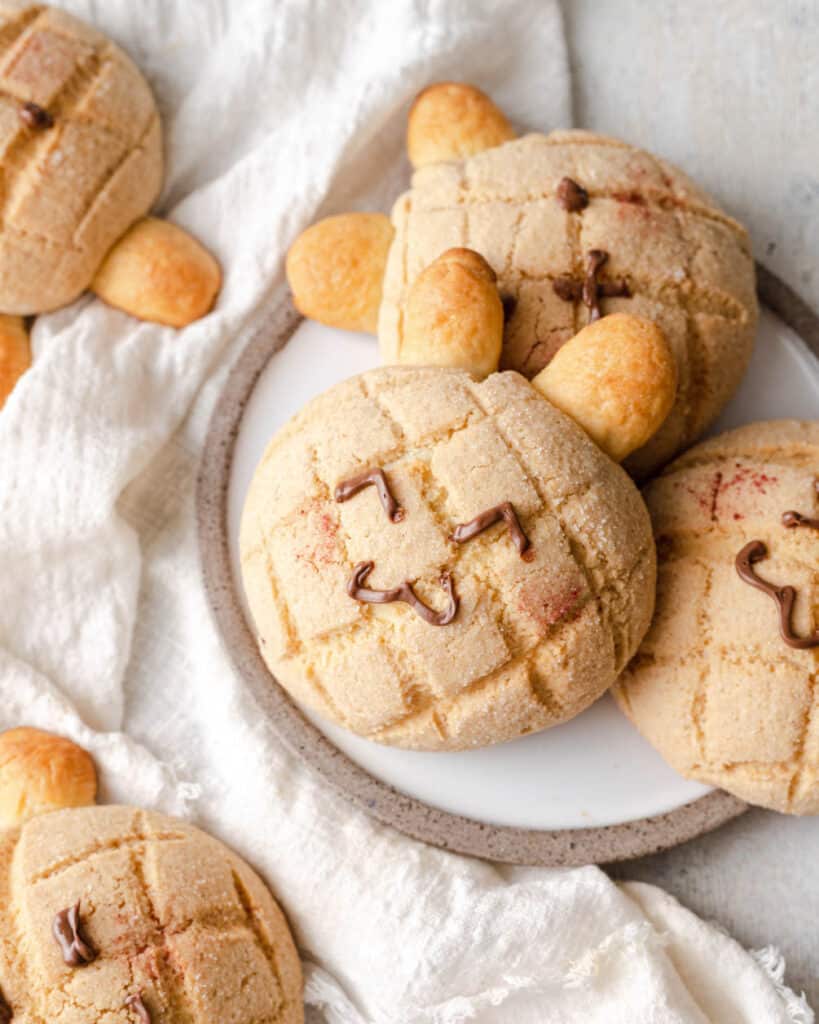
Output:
[
  {"xmin": 378, "ymin": 130, "xmax": 758, "ymax": 476},
  {"xmin": 240, "ymin": 365, "xmax": 656, "ymax": 751},
  {"xmin": 0, "ymin": 805, "xmax": 303, "ymax": 1023},
  {"xmin": 0, "ymin": 2, "xmax": 162, "ymax": 313},
  {"xmin": 614, "ymin": 420, "xmax": 819, "ymax": 814}
]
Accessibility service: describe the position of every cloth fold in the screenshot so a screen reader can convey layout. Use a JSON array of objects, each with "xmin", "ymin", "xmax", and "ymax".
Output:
[{"xmin": 0, "ymin": 1, "xmax": 811, "ymax": 1020}]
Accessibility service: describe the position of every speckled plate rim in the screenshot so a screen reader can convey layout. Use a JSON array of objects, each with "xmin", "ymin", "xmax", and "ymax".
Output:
[{"xmin": 196, "ymin": 265, "xmax": 818, "ymax": 867}]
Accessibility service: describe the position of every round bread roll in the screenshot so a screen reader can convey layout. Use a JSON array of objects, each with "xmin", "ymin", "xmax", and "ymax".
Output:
[
  {"xmin": 407, "ymin": 82, "xmax": 515, "ymax": 169},
  {"xmin": 614, "ymin": 420, "xmax": 819, "ymax": 814},
  {"xmin": 401, "ymin": 247, "xmax": 504, "ymax": 378},
  {"xmin": 240, "ymin": 366, "xmax": 655, "ymax": 751},
  {"xmin": 286, "ymin": 212, "xmax": 394, "ymax": 334},
  {"xmin": 0, "ymin": 3, "xmax": 163, "ymax": 314},
  {"xmin": 0, "ymin": 727, "xmax": 97, "ymax": 826},
  {"xmin": 378, "ymin": 130, "xmax": 758, "ymax": 476},
  {"xmin": 0, "ymin": 805, "xmax": 303, "ymax": 1022}
]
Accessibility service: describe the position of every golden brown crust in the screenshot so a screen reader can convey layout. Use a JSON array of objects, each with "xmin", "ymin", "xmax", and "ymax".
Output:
[
  {"xmin": 0, "ymin": 805, "xmax": 304, "ymax": 1022},
  {"xmin": 0, "ymin": 727, "xmax": 97, "ymax": 826},
  {"xmin": 286, "ymin": 212, "xmax": 393, "ymax": 334},
  {"xmin": 400, "ymin": 247, "xmax": 503, "ymax": 378},
  {"xmin": 0, "ymin": 4, "xmax": 163, "ymax": 313},
  {"xmin": 614, "ymin": 420, "xmax": 819, "ymax": 814},
  {"xmin": 532, "ymin": 313, "xmax": 677, "ymax": 462},
  {"xmin": 407, "ymin": 82, "xmax": 514, "ymax": 169},
  {"xmin": 91, "ymin": 216, "xmax": 221, "ymax": 326},
  {"xmin": 0, "ymin": 313, "xmax": 29, "ymax": 408}
]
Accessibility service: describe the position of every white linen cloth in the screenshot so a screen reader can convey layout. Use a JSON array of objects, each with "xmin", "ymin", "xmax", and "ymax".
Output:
[{"xmin": 0, "ymin": 1, "xmax": 812, "ymax": 1021}]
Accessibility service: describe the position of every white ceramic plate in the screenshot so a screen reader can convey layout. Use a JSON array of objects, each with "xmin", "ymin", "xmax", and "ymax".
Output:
[{"xmin": 224, "ymin": 304, "xmax": 818, "ymax": 832}]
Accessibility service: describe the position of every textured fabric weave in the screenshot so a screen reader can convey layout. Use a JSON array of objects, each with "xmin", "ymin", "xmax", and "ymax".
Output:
[{"xmin": 0, "ymin": 2, "xmax": 810, "ymax": 1021}]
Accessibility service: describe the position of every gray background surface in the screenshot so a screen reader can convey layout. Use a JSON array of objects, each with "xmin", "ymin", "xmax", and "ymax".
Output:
[{"xmin": 559, "ymin": 0, "xmax": 818, "ymax": 1004}]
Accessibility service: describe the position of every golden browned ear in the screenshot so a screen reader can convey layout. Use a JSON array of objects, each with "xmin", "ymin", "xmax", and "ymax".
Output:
[
  {"xmin": 399, "ymin": 248, "xmax": 503, "ymax": 378},
  {"xmin": 91, "ymin": 217, "xmax": 221, "ymax": 327},
  {"xmin": 407, "ymin": 82, "xmax": 515, "ymax": 169},
  {"xmin": 286, "ymin": 212, "xmax": 394, "ymax": 334},
  {"xmin": 532, "ymin": 313, "xmax": 677, "ymax": 463},
  {"xmin": 0, "ymin": 727, "xmax": 98, "ymax": 827},
  {"xmin": 0, "ymin": 315, "xmax": 30, "ymax": 410}
]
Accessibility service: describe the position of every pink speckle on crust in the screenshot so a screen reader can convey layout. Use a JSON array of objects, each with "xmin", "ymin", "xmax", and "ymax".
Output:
[
  {"xmin": 723, "ymin": 463, "xmax": 778, "ymax": 493},
  {"xmin": 708, "ymin": 471, "xmax": 723, "ymax": 521},
  {"xmin": 710, "ymin": 463, "xmax": 779, "ymax": 522},
  {"xmin": 296, "ymin": 501, "xmax": 340, "ymax": 569},
  {"xmin": 626, "ymin": 162, "xmax": 652, "ymax": 181},
  {"xmin": 615, "ymin": 201, "xmax": 652, "ymax": 224},
  {"xmin": 612, "ymin": 190, "xmax": 646, "ymax": 206},
  {"xmin": 517, "ymin": 579, "xmax": 583, "ymax": 633},
  {"xmin": 675, "ymin": 476, "xmax": 715, "ymax": 517}
]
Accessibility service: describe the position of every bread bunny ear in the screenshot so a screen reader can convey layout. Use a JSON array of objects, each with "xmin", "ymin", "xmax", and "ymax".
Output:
[
  {"xmin": 0, "ymin": 728, "xmax": 97, "ymax": 827},
  {"xmin": 91, "ymin": 217, "xmax": 221, "ymax": 327},
  {"xmin": 0, "ymin": 315, "xmax": 30, "ymax": 410},
  {"xmin": 407, "ymin": 82, "xmax": 514, "ymax": 168},
  {"xmin": 399, "ymin": 248, "xmax": 504, "ymax": 378},
  {"xmin": 532, "ymin": 314, "xmax": 678, "ymax": 463},
  {"xmin": 286, "ymin": 212, "xmax": 394, "ymax": 334}
]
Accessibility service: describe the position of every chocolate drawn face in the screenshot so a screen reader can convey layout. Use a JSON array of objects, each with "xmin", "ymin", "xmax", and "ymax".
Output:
[
  {"xmin": 335, "ymin": 466, "xmax": 534, "ymax": 627},
  {"xmin": 240, "ymin": 364, "xmax": 656, "ymax": 750},
  {"xmin": 734, "ymin": 479, "xmax": 819, "ymax": 650}
]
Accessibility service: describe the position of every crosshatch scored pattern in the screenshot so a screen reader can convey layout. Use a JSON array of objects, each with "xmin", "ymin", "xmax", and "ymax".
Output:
[
  {"xmin": 0, "ymin": 805, "xmax": 302, "ymax": 1022},
  {"xmin": 615, "ymin": 421, "xmax": 819, "ymax": 814},
  {"xmin": 0, "ymin": 2, "xmax": 162, "ymax": 312},
  {"xmin": 240, "ymin": 366, "xmax": 656, "ymax": 752},
  {"xmin": 378, "ymin": 130, "xmax": 759, "ymax": 477}
]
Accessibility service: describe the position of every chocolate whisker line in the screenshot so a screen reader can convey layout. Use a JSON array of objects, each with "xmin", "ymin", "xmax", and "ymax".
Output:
[
  {"xmin": 335, "ymin": 467, "xmax": 404, "ymax": 522},
  {"xmin": 124, "ymin": 993, "xmax": 152, "ymax": 1023},
  {"xmin": 782, "ymin": 510, "xmax": 819, "ymax": 529},
  {"xmin": 347, "ymin": 561, "xmax": 458, "ymax": 626},
  {"xmin": 52, "ymin": 901, "xmax": 97, "ymax": 967},
  {"xmin": 735, "ymin": 540, "xmax": 819, "ymax": 650},
  {"xmin": 450, "ymin": 501, "xmax": 533, "ymax": 559},
  {"xmin": 782, "ymin": 481, "xmax": 819, "ymax": 530}
]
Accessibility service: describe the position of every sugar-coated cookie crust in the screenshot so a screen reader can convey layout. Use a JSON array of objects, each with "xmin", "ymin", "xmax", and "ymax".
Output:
[
  {"xmin": 0, "ymin": 805, "xmax": 303, "ymax": 1022},
  {"xmin": 378, "ymin": 131, "xmax": 758, "ymax": 476},
  {"xmin": 241, "ymin": 366, "xmax": 655, "ymax": 751},
  {"xmin": 0, "ymin": 2, "xmax": 162, "ymax": 313},
  {"xmin": 614, "ymin": 420, "xmax": 819, "ymax": 814}
]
